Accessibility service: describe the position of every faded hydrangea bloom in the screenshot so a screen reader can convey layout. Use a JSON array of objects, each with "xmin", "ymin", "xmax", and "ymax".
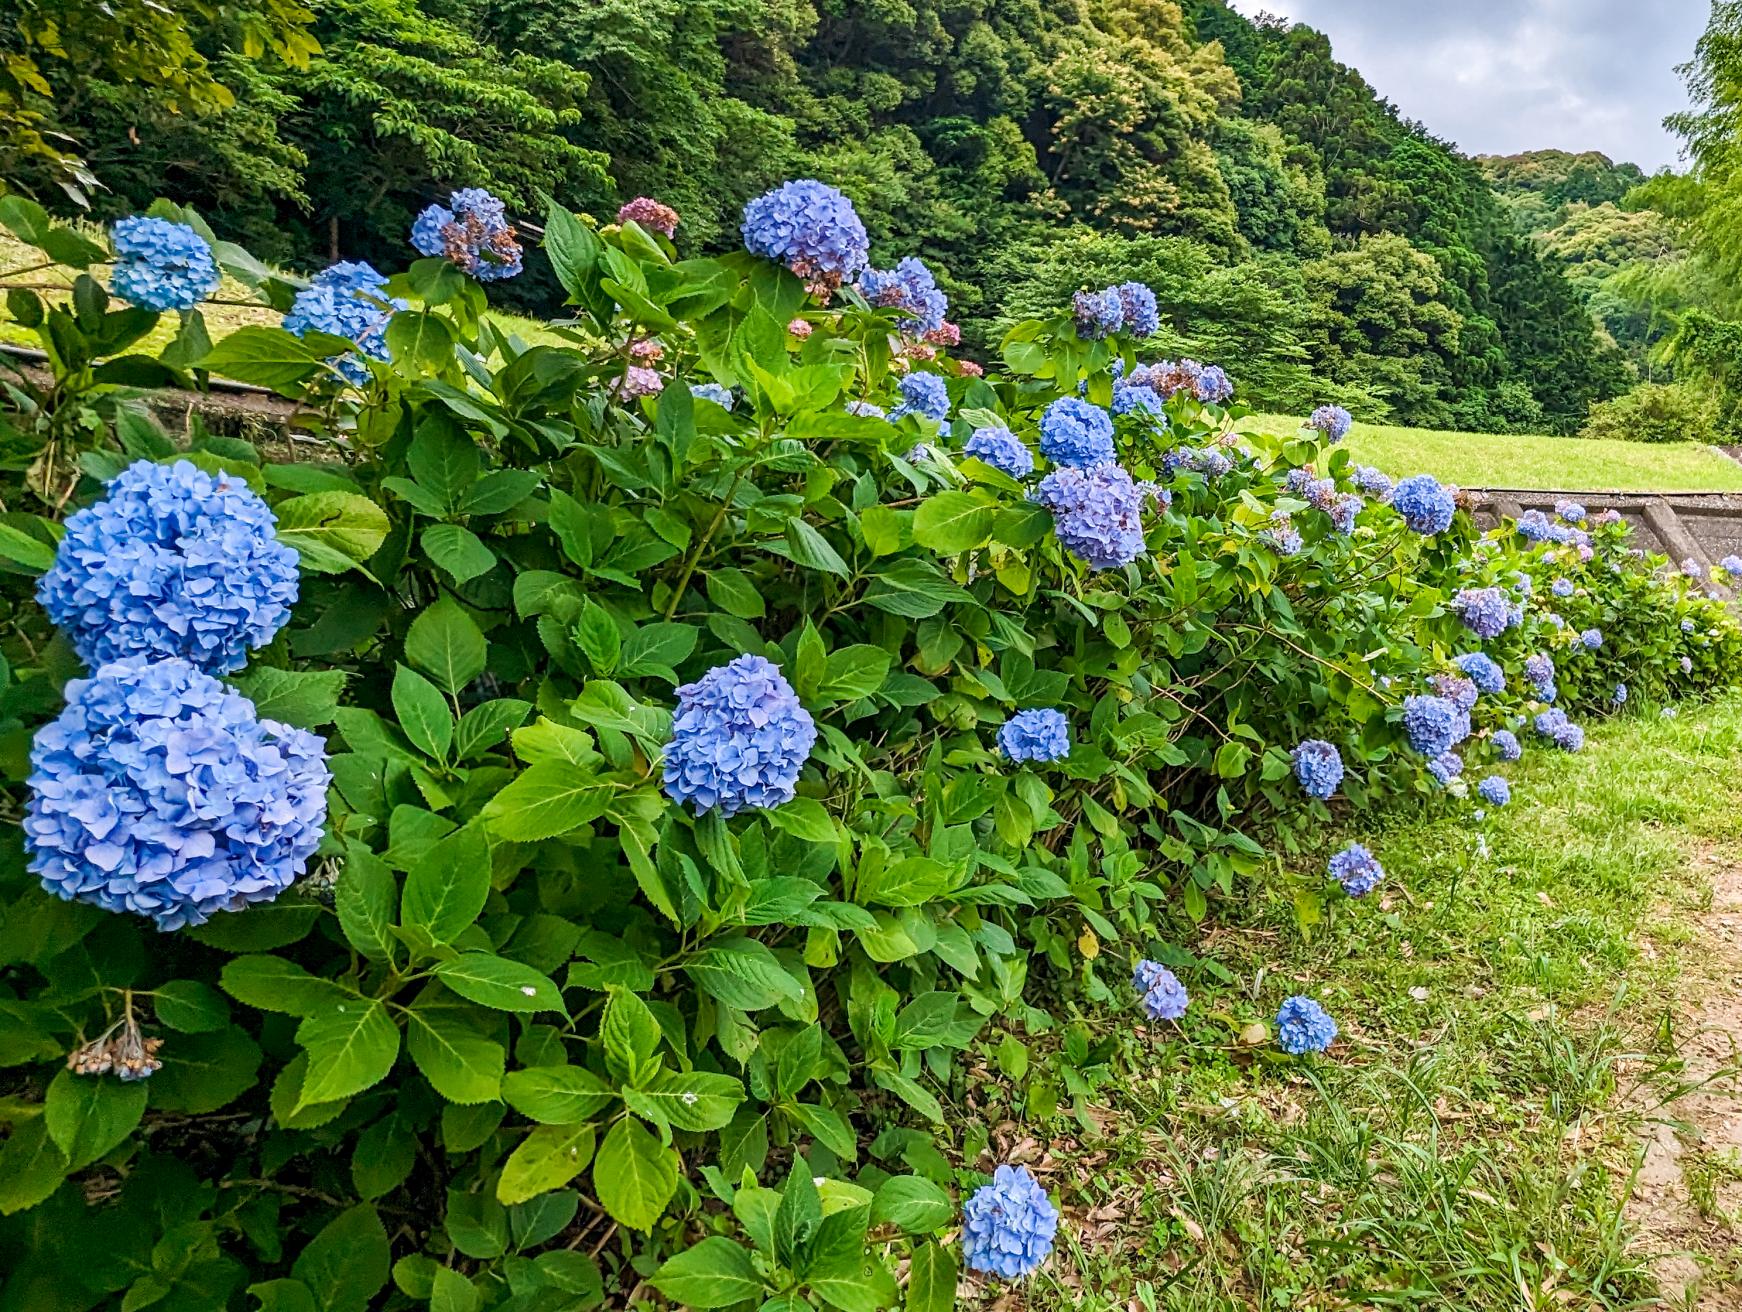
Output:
[
  {"xmin": 411, "ymin": 188, "xmax": 523, "ymax": 281},
  {"xmin": 617, "ymin": 196, "xmax": 680, "ymax": 237}
]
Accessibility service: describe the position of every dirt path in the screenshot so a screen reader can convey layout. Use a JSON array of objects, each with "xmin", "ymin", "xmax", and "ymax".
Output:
[{"xmin": 1628, "ymin": 859, "xmax": 1742, "ymax": 1308}]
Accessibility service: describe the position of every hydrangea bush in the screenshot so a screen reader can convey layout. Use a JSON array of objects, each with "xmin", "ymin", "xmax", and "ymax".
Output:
[{"xmin": 0, "ymin": 190, "xmax": 1737, "ymax": 1311}]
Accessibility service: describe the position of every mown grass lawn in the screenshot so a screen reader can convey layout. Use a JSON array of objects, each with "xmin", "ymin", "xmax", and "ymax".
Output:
[
  {"xmin": 990, "ymin": 695, "xmax": 1742, "ymax": 1311},
  {"xmin": 1244, "ymin": 412, "xmax": 1742, "ymax": 494}
]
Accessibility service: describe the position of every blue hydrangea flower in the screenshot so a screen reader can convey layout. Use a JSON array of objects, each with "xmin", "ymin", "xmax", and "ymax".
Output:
[
  {"xmin": 964, "ymin": 426, "xmax": 1035, "ymax": 479},
  {"xmin": 1525, "ymin": 653, "xmax": 1557, "ymax": 700},
  {"xmin": 283, "ymin": 261, "xmax": 405, "ymax": 385},
  {"xmin": 1611, "ymin": 682, "xmax": 1628, "ymax": 706},
  {"xmin": 997, "ymin": 708, "xmax": 1071, "ymax": 764},
  {"xmin": 1262, "ymin": 511, "xmax": 1303, "ymax": 557},
  {"xmin": 691, "ymin": 383, "xmax": 734, "ymax": 410},
  {"xmin": 1111, "ymin": 382, "xmax": 1165, "ymax": 416},
  {"xmin": 1477, "ymin": 775, "xmax": 1511, "ymax": 806},
  {"xmin": 1195, "ymin": 365, "xmax": 1234, "ymax": 403},
  {"xmin": 741, "ymin": 180, "xmax": 870, "ymax": 290},
  {"xmin": 890, "ymin": 371, "xmax": 950, "ymax": 424},
  {"xmin": 1072, "ymin": 288, "xmax": 1125, "ymax": 340},
  {"xmin": 1681, "ymin": 618, "xmax": 1696, "ymax": 633},
  {"xmin": 1721, "ymin": 554, "xmax": 1742, "ymax": 579},
  {"xmin": 1133, "ymin": 959, "xmax": 1188, "ymax": 1020},
  {"xmin": 857, "ymin": 256, "xmax": 948, "ymax": 336},
  {"xmin": 1191, "ymin": 448, "xmax": 1234, "ymax": 478},
  {"xmin": 1306, "ymin": 405, "xmax": 1353, "ymax": 442},
  {"xmin": 1392, "ymin": 475, "xmax": 1456, "ymax": 535},
  {"xmin": 1682, "ymin": 557, "xmax": 1705, "ymax": 579},
  {"xmin": 1038, "ymin": 397, "xmax": 1116, "ymax": 468},
  {"xmin": 846, "ymin": 400, "xmax": 887, "ymax": 419},
  {"xmin": 1432, "ymin": 673, "xmax": 1478, "ymax": 713},
  {"xmin": 1580, "ymin": 628, "xmax": 1603, "ymax": 650},
  {"xmin": 662, "ymin": 655, "xmax": 817, "ymax": 816},
  {"xmin": 1032, "ymin": 464, "xmax": 1160, "ymax": 570},
  {"xmin": 410, "ymin": 188, "xmax": 523, "ymax": 281},
  {"xmin": 1454, "ymin": 653, "xmax": 1505, "ymax": 695},
  {"xmin": 1402, "ymin": 694, "xmax": 1470, "ymax": 758},
  {"xmin": 1115, "ymin": 282, "xmax": 1160, "ymax": 337},
  {"xmin": 1427, "ymin": 752, "xmax": 1463, "ymax": 786},
  {"xmin": 1550, "ymin": 577, "xmax": 1574, "ymax": 598},
  {"xmin": 1291, "ymin": 739, "xmax": 1344, "ymax": 800},
  {"xmin": 109, "ymin": 217, "xmax": 221, "ymax": 312},
  {"xmin": 24, "ymin": 657, "xmax": 330, "ymax": 931},
  {"xmin": 1491, "ymin": 729, "xmax": 1522, "ymax": 761},
  {"xmin": 1533, "ymin": 708, "xmax": 1585, "ymax": 751},
  {"xmin": 1453, "ymin": 587, "xmax": 1517, "ymax": 640},
  {"xmin": 1353, "ymin": 465, "xmax": 1394, "ymax": 501},
  {"xmin": 1328, "ymin": 843, "xmax": 1383, "ymax": 897},
  {"xmin": 1682, "ymin": 655, "xmax": 1695, "ymax": 674},
  {"xmin": 38, "ymin": 460, "xmax": 299, "ymax": 674},
  {"xmin": 1330, "ymin": 493, "xmax": 1363, "ymax": 534},
  {"xmin": 1555, "ymin": 500, "xmax": 1586, "ymax": 523},
  {"xmin": 1276, "ymin": 996, "xmax": 1337, "ymax": 1054},
  {"xmin": 1516, "ymin": 510, "xmax": 1553, "ymax": 543},
  {"xmin": 960, "ymin": 1165, "xmax": 1059, "ymax": 1279}
]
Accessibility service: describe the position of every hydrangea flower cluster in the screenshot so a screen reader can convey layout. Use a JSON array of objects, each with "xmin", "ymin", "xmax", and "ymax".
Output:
[
  {"xmin": 997, "ymin": 708, "xmax": 1071, "ymax": 763},
  {"xmin": 1580, "ymin": 628, "xmax": 1604, "ymax": 650},
  {"xmin": 1328, "ymin": 843, "xmax": 1383, "ymax": 897},
  {"xmin": 691, "ymin": 383, "xmax": 734, "ymax": 410},
  {"xmin": 1452, "ymin": 587, "xmax": 1519, "ymax": 640},
  {"xmin": 1116, "ymin": 282, "xmax": 1161, "ymax": 337},
  {"xmin": 846, "ymin": 400, "xmax": 886, "ymax": 419},
  {"xmin": 1071, "ymin": 288, "xmax": 1124, "ymax": 339},
  {"xmin": 1194, "ymin": 366, "xmax": 1234, "ymax": 404},
  {"xmin": 1533, "ymin": 708, "xmax": 1585, "ymax": 752},
  {"xmin": 1189, "ymin": 447, "xmax": 1234, "ymax": 478},
  {"xmin": 1722, "ymin": 554, "xmax": 1742, "ymax": 579},
  {"xmin": 1133, "ymin": 959, "xmax": 1189, "ymax": 1020},
  {"xmin": 1111, "ymin": 381, "xmax": 1164, "ymax": 416},
  {"xmin": 1276, "ymin": 996, "xmax": 1337, "ymax": 1054},
  {"xmin": 890, "ymin": 371, "xmax": 950, "ymax": 425},
  {"xmin": 1682, "ymin": 655, "xmax": 1695, "ymax": 674},
  {"xmin": 1306, "ymin": 405, "xmax": 1353, "ymax": 442},
  {"xmin": 1132, "ymin": 359, "xmax": 1206, "ymax": 399},
  {"xmin": 1330, "ymin": 493, "xmax": 1363, "ymax": 534},
  {"xmin": 109, "ymin": 216, "xmax": 221, "ymax": 312},
  {"xmin": 1525, "ymin": 653, "xmax": 1557, "ymax": 700},
  {"xmin": 1454, "ymin": 652, "xmax": 1505, "ymax": 695},
  {"xmin": 1477, "ymin": 775, "xmax": 1511, "ymax": 806},
  {"xmin": 1431, "ymin": 673, "xmax": 1478, "ymax": 713},
  {"xmin": 741, "ymin": 180, "xmax": 870, "ymax": 293},
  {"xmin": 661, "ymin": 656, "xmax": 817, "ymax": 817},
  {"xmin": 617, "ymin": 196, "xmax": 680, "ymax": 238},
  {"xmin": 1555, "ymin": 500, "xmax": 1587, "ymax": 523},
  {"xmin": 1427, "ymin": 752, "xmax": 1463, "ymax": 786},
  {"xmin": 1261, "ymin": 511, "xmax": 1303, "ymax": 557},
  {"xmin": 960, "ymin": 1165, "xmax": 1059, "ymax": 1279},
  {"xmin": 37, "ymin": 460, "xmax": 299, "ymax": 674},
  {"xmin": 1033, "ymin": 465, "xmax": 1159, "ymax": 570},
  {"xmin": 858, "ymin": 257, "xmax": 948, "ymax": 336},
  {"xmin": 1491, "ymin": 729, "xmax": 1522, "ymax": 761},
  {"xmin": 1551, "ymin": 577, "xmax": 1574, "ymax": 598},
  {"xmin": 1402, "ymin": 694, "xmax": 1470, "ymax": 757},
  {"xmin": 964, "ymin": 426, "xmax": 1035, "ymax": 479},
  {"xmin": 1037, "ymin": 397, "xmax": 1116, "ymax": 468},
  {"xmin": 24, "ymin": 657, "xmax": 330, "ymax": 931},
  {"xmin": 1291, "ymin": 739, "xmax": 1344, "ymax": 800},
  {"xmin": 283, "ymin": 261, "xmax": 405, "ymax": 385},
  {"xmin": 410, "ymin": 188, "xmax": 523, "ymax": 281},
  {"xmin": 1612, "ymin": 682, "xmax": 1628, "ymax": 706},
  {"xmin": 1392, "ymin": 475, "xmax": 1456, "ymax": 535},
  {"xmin": 1353, "ymin": 465, "xmax": 1394, "ymax": 500}
]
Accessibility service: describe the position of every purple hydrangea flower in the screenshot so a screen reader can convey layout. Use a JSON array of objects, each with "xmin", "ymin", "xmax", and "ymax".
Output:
[
  {"xmin": 1533, "ymin": 708, "xmax": 1584, "ymax": 752},
  {"xmin": 1402, "ymin": 694, "xmax": 1470, "ymax": 757},
  {"xmin": 1432, "ymin": 673, "xmax": 1478, "ymax": 712},
  {"xmin": 1262, "ymin": 511, "xmax": 1303, "ymax": 557},
  {"xmin": 1580, "ymin": 628, "xmax": 1603, "ymax": 650},
  {"xmin": 998, "ymin": 708, "xmax": 1071, "ymax": 764},
  {"xmin": 1291, "ymin": 739, "xmax": 1344, "ymax": 800},
  {"xmin": 1133, "ymin": 959, "xmax": 1188, "ymax": 1020},
  {"xmin": 961, "ymin": 1165, "xmax": 1059, "ymax": 1279},
  {"xmin": 283, "ymin": 261, "xmax": 405, "ymax": 385},
  {"xmin": 1072, "ymin": 288, "xmax": 1125, "ymax": 340},
  {"xmin": 1353, "ymin": 466, "xmax": 1394, "ymax": 501},
  {"xmin": 1306, "ymin": 405, "xmax": 1353, "ymax": 442},
  {"xmin": 1038, "ymin": 397, "xmax": 1116, "ymax": 468},
  {"xmin": 1191, "ymin": 448, "xmax": 1234, "ymax": 478},
  {"xmin": 1032, "ymin": 465, "xmax": 1158, "ymax": 570},
  {"xmin": 1454, "ymin": 653, "xmax": 1505, "ymax": 695},
  {"xmin": 1115, "ymin": 282, "xmax": 1161, "ymax": 337},
  {"xmin": 1453, "ymin": 587, "xmax": 1517, "ymax": 640},
  {"xmin": 109, "ymin": 216, "xmax": 222, "ymax": 312},
  {"xmin": 1551, "ymin": 578, "xmax": 1574, "ymax": 598},
  {"xmin": 1491, "ymin": 730, "xmax": 1521, "ymax": 761},
  {"xmin": 741, "ymin": 180, "xmax": 871, "ymax": 290},
  {"xmin": 964, "ymin": 426, "xmax": 1035, "ymax": 479},
  {"xmin": 691, "ymin": 383, "xmax": 734, "ymax": 410},
  {"xmin": 410, "ymin": 188, "xmax": 523, "ymax": 281},
  {"xmin": 1195, "ymin": 365, "xmax": 1233, "ymax": 403},
  {"xmin": 1276, "ymin": 996, "xmax": 1337, "ymax": 1054},
  {"xmin": 846, "ymin": 400, "xmax": 887, "ymax": 419},
  {"xmin": 1328, "ymin": 843, "xmax": 1383, "ymax": 897},
  {"xmin": 1682, "ymin": 655, "xmax": 1695, "ymax": 674},
  {"xmin": 890, "ymin": 371, "xmax": 950, "ymax": 425},
  {"xmin": 1392, "ymin": 475, "xmax": 1455, "ymax": 535},
  {"xmin": 858, "ymin": 256, "xmax": 948, "ymax": 336},
  {"xmin": 1330, "ymin": 493, "xmax": 1363, "ymax": 534},
  {"xmin": 1525, "ymin": 653, "xmax": 1557, "ymax": 700},
  {"xmin": 37, "ymin": 460, "xmax": 299, "ymax": 674},
  {"xmin": 662, "ymin": 656, "xmax": 817, "ymax": 816},
  {"xmin": 24, "ymin": 657, "xmax": 330, "ymax": 931},
  {"xmin": 1427, "ymin": 752, "xmax": 1463, "ymax": 786},
  {"xmin": 1477, "ymin": 775, "xmax": 1510, "ymax": 806}
]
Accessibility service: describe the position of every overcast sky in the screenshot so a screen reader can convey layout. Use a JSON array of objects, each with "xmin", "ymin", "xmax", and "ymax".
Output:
[{"xmin": 1227, "ymin": 1, "xmax": 1710, "ymax": 171}]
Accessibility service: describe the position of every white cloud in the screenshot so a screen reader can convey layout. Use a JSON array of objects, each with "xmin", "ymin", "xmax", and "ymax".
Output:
[{"xmin": 1224, "ymin": 0, "xmax": 1704, "ymax": 170}]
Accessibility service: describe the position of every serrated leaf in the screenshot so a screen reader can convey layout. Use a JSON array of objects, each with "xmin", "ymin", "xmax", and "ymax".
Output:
[
  {"xmin": 291, "ymin": 1205, "xmax": 390, "ymax": 1312},
  {"xmin": 393, "ymin": 664, "xmax": 453, "ymax": 762},
  {"xmin": 593, "ymin": 1118, "xmax": 679, "ymax": 1232},
  {"xmin": 405, "ymin": 1003, "xmax": 504, "ymax": 1104},
  {"xmin": 912, "ymin": 492, "xmax": 995, "ymax": 555},
  {"xmin": 497, "ymin": 1124, "xmax": 596, "ymax": 1205},
  {"xmin": 229, "ymin": 667, "xmax": 348, "ymax": 728},
  {"xmin": 401, "ymin": 824, "xmax": 490, "ymax": 946},
  {"xmin": 434, "ymin": 954, "xmax": 566, "ymax": 1015},
  {"xmin": 624, "ymin": 1070, "xmax": 745, "ymax": 1132},
  {"xmin": 502, "ymin": 1065, "xmax": 617, "ymax": 1125},
  {"xmin": 482, "ymin": 761, "xmax": 612, "ymax": 841},
  {"xmin": 221, "ymin": 955, "xmax": 355, "ymax": 1016},
  {"xmin": 406, "ymin": 597, "xmax": 488, "ymax": 694},
  {"xmin": 43, "ymin": 1069, "xmax": 146, "ymax": 1170},
  {"xmin": 652, "ymin": 1238, "xmax": 764, "ymax": 1309},
  {"xmin": 423, "ymin": 524, "xmax": 496, "ymax": 585},
  {"xmin": 336, "ymin": 842, "xmax": 398, "ymax": 964},
  {"xmin": 297, "ymin": 1000, "xmax": 400, "ymax": 1106},
  {"xmin": 684, "ymin": 938, "xmax": 804, "ymax": 1012},
  {"xmin": 275, "ymin": 492, "xmax": 389, "ymax": 572}
]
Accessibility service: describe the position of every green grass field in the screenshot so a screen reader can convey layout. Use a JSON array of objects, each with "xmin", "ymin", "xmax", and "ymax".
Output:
[{"xmin": 1245, "ymin": 411, "xmax": 1742, "ymax": 493}]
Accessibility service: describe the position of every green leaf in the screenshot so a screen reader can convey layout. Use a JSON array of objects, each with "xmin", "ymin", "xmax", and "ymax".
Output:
[
  {"xmin": 386, "ymin": 311, "xmax": 456, "ymax": 376},
  {"xmin": 652, "ymin": 1238, "xmax": 764, "ymax": 1309},
  {"xmin": 229, "ymin": 667, "xmax": 348, "ymax": 728},
  {"xmin": 296, "ymin": 999, "xmax": 401, "ymax": 1105},
  {"xmin": 502, "ymin": 1065, "xmax": 616, "ymax": 1125},
  {"xmin": 861, "ymin": 560, "xmax": 973, "ymax": 618},
  {"xmin": 150, "ymin": 980, "xmax": 230, "ymax": 1033},
  {"xmin": 575, "ymin": 598, "xmax": 621, "ymax": 675},
  {"xmin": 453, "ymin": 699, "xmax": 532, "ymax": 761},
  {"xmin": 43, "ymin": 1069, "xmax": 146, "ymax": 1170},
  {"xmin": 0, "ymin": 1119, "xmax": 67, "ymax": 1216},
  {"xmin": 274, "ymin": 492, "xmax": 390, "ymax": 573},
  {"xmin": 774, "ymin": 1164, "xmax": 822, "ymax": 1272},
  {"xmin": 198, "ymin": 326, "xmax": 323, "ymax": 391},
  {"xmin": 912, "ymin": 492, "xmax": 995, "ymax": 555},
  {"xmin": 784, "ymin": 519, "xmax": 849, "ymax": 576},
  {"xmin": 407, "ymin": 420, "xmax": 481, "ymax": 507},
  {"xmin": 434, "ymin": 954, "xmax": 566, "ymax": 1015},
  {"xmin": 446, "ymin": 1188, "xmax": 509, "ymax": 1259},
  {"xmin": 624, "ymin": 1070, "xmax": 745, "ymax": 1132},
  {"xmin": 497, "ymin": 1124, "xmax": 596, "ymax": 1206},
  {"xmin": 336, "ymin": 842, "xmax": 398, "ymax": 964},
  {"xmin": 392, "ymin": 664, "xmax": 453, "ymax": 762},
  {"xmin": 401, "ymin": 824, "xmax": 490, "ymax": 946},
  {"xmin": 593, "ymin": 1118, "xmax": 679, "ymax": 1232},
  {"xmin": 423, "ymin": 524, "xmax": 496, "ymax": 586},
  {"xmin": 706, "ymin": 568, "xmax": 766, "ymax": 619},
  {"xmin": 870, "ymin": 1177, "xmax": 952, "ymax": 1234},
  {"xmin": 406, "ymin": 597, "xmax": 488, "ymax": 694},
  {"xmin": 807, "ymin": 1255, "xmax": 899, "ymax": 1312},
  {"xmin": 0, "ymin": 522, "xmax": 57, "ymax": 572},
  {"xmin": 482, "ymin": 761, "xmax": 612, "ymax": 841},
  {"xmin": 431, "ymin": 1267, "xmax": 482, "ymax": 1312},
  {"xmin": 788, "ymin": 1103, "xmax": 857, "ymax": 1162},
  {"xmin": 684, "ymin": 938, "xmax": 804, "ymax": 1011},
  {"xmin": 762, "ymin": 799, "xmax": 837, "ymax": 844},
  {"xmin": 221, "ymin": 955, "xmax": 355, "ymax": 1016},
  {"xmin": 904, "ymin": 1242, "xmax": 957, "ymax": 1312},
  {"xmin": 818, "ymin": 645, "xmax": 891, "ymax": 702},
  {"xmin": 291, "ymin": 1205, "xmax": 390, "ymax": 1312},
  {"xmin": 146, "ymin": 1026, "xmax": 262, "ymax": 1114},
  {"xmin": 600, "ymin": 988, "xmax": 662, "ymax": 1084},
  {"xmin": 405, "ymin": 1002, "xmax": 504, "ymax": 1104},
  {"xmin": 247, "ymin": 1280, "xmax": 318, "ymax": 1312}
]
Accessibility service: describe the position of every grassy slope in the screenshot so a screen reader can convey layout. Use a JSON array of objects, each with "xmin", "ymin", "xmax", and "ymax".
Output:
[
  {"xmin": 1244, "ymin": 412, "xmax": 1742, "ymax": 494},
  {"xmin": 1005, "ymin": 696, "xmax": 1742, "ymax": 1311}
]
